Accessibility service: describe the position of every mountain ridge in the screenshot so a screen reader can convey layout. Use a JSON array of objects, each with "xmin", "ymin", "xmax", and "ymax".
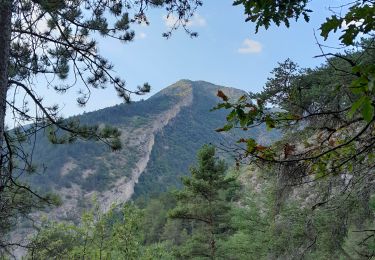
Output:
[
  {"xmin": 25, "ymin": 80, "xmax": 256, "ymax": 218},
  {"xmin": 11, "ymin": 80, "xmax": 279, "ymax": 254}
]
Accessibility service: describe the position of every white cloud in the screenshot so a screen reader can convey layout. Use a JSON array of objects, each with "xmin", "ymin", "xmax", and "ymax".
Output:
[
  {"xmin": 190, "ymin": 14, "xmax": 207, "ymax": 27},
  {"xmin": 163, "ymin": 13, "xmax": 207, "ymax": 28},
  {"xmin": 135, "ymin": 32, "xmax": 147, "ymax": 40},
  {"xmin": 238, "ymin": 38, "xmax": 262, "ymax": 54},
  {"xmin": 163, "ymin": 15, "xmax": 178, "ymax": 28}
]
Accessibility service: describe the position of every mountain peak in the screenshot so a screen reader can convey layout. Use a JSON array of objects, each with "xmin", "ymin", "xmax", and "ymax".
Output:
[
  {"xmin": 153, "ymin": 79, "xmax": 246, "ymax": 101},
  {"xmin": 175, "ymin": 79, "xmax": 193, "ymax": 84}
]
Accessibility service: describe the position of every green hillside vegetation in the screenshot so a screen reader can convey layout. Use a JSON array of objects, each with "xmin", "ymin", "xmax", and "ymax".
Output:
[
  {"xmin": 23, "ymin": 44, "xmax": 375, "ymax": 258},
  {"xmin": 25, "ymin": 93, "xmax": 180, "ymax": 193},
  {"xmin": 6, "ymin": 41, "xmax": 375, "ymax": 259},
  {"xmin": 15, "ymin": 80, "xmax": 272, "ymax": 227},
  {"xmin": 2, "ymin": 0, "xmax": 374, "ymax": 258},
  {"xmin": 16, "ymin": 44, "xmax": 375, "ymax": 259},
  {"xmin": 134, "ymin": 81, "xmax": 264, "ymax": 198},
  {"xmin": 26, "ymin": 146, "xmax": 375, "ymax": 259}
]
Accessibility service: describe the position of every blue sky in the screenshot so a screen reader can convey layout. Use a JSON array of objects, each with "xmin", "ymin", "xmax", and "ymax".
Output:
[{"xmin": 21, "ymin": 0, "xmax": 348, "ymax": 120}]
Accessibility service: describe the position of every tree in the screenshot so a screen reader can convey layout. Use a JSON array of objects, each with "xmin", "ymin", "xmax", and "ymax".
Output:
[
  {"xmin": 28, "ymin": 201, "xmax": 144, "ymax": 259},
  {"xmin": 220, "ymin": 168, "xmax": 273, "ymax": 259},
  {"xmin": 243, "ymin": 0, "xmax": 374, "ymax": 118},
  {"xmin": 169, "ymin": 145, "xmax": 237, "ymax": 259},
  {"xmin": 216, "ymin": 1, "xmax": 374, "ymax": 254},
  {"xmin": 0, "ymin": 0, "xmax": 203, "ymax": 251},
  {"xmin": 215, "ymin": 1, "xmax": 375, "ymax": 191},
  {"xmin": 234, "ymin": 0, "xmax": 374, "ymax": 47},
  {"xmin": 215, "ymin": 48, "xmax": 375, "ymax": 249}
]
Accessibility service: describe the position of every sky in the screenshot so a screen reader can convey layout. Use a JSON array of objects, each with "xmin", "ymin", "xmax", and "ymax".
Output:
[{"xmin": 9, "ymin": 0, "xmax": 350, "ymax": 123}]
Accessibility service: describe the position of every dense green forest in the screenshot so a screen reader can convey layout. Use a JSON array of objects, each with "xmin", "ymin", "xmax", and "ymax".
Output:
[
  {"xmin": 15, "ymin": 81, "xmax": 265, "ymax": 220},
  {"xmin": 25, "ymin": 145, "xmax": 375, "ymax": 259},
  {"xmin": 22, "ymin": 44, "xmax": 375, "ymax": 259},
  {"xmin": 1, "ymin": 0, "xmax": 374, "ymax": 259},
  {"xmin": 133, "ymin": 81, "xmax": 270, "ymax": 198}
]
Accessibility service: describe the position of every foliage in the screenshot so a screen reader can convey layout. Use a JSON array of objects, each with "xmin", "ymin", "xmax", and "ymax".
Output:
[
  {"xmin": 215, "ymin": 42, "xmax": 375, "ymax": 182},
  {"xmin": 235, "ymin": 0, "xmax": 374, "ymax": 46},
  {"xmin": 168, "ymin": 145, "xmax": 238, "ymax": 259},
  {"xmin": 1, "ymin": 0, "xmax": 204, "ymax": 250},
  {"xmin": 219, "ymin": 165, "xmax": 375, "ymax": 259},
  {"xmin": 0, "ymin": 188, "xmax": 59, "ymax": 252},
  {"xmin": 134, "ymin": 81, "xmax": 252, "ymax": 199},
  {"xmin": 137, "ymin": 192, "xmax": 178, "ymax": 245},
  {"xmin": 223, "ymin": 0, "xmax": 375, "ymax": 174},
  {"xmin": 23, "ymin": 162, "xmax": 375, "ymax": 259},
  {"xmin": 320, "ymin": 2, "xmax": 375, "ymax": 46},
  {"xmin": 28, "ymin": 200, "xmax": 144, "ymax": 259},
  {"xmin": 24, "ymin": 92, "xmax": 179, "ymax": 194},
  {"xmin": 214, "ymin": 33, "xmax": 375, "ymax": 257},
  {"xmin": 219, "ymin": 174, "xmax": 273, "ymax": 259},
  {"xmin": 233, "ymin": 0, "xmax": 311, "ymax": 32}
]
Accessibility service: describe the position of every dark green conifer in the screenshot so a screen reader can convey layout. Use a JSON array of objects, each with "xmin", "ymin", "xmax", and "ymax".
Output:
[{"xmin": 169, "ymin": 145, "xmax": 237, "ymax": 259}]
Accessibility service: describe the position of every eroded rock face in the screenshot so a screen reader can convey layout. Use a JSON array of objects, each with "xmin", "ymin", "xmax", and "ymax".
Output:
[
  {"xmin": 46, "ymin": 82, "xmax": 195, "ymax": 215},
  {"xmin": 99, "ymin": 85, "xmax": 193, "ymax": 210}
]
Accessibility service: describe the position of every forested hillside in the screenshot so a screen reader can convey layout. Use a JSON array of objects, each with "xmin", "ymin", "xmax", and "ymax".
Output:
[
  {"xmin": 18, "ymin": 80, "xmax": 270, "ymax": 223},
  {"xmin": 1, "ymin": 0, "xmax": 374, "ymax": 259},
  {"xmin": 23, "ymin": 44, "xmax": 375, "ymax": 259},
  {"xmin": 134, "ymin": 80, "xmax": 275, "ymax": 198}
]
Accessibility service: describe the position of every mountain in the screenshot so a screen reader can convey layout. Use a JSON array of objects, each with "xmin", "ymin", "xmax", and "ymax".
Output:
[{"xmin": 25, "ymin": 80, "xmax": 273, "ymax": 220}]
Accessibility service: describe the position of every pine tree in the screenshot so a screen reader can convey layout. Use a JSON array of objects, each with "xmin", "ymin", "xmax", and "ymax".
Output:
[
  {"xmin": 169, "ymin": 145, "xmax": 237, "ymax": 259},
  {"xmin": 0, "ymin": 0, "xmax": 202, "ymax": 251}
]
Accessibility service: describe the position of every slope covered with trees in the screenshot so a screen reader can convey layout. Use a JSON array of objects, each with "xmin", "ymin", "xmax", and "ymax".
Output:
[
  {"xmin": 134, "ymin": 80, "xmax": 271, "ymax": 198},
  {"xmin": 10, "ymin": 80, "xmax": 270, "ymax": 230},
  {"xmin": 0, "ymin": 0, "xmax": 205, "ymax": 251},
  {"xmin": 25, "ymin": 127, "xmax": 375, "ymax": 259},
  {"xmin": 11, "ymin": 42, "xmax": 375, "ymax": 260},
  {"xmin": 2, "ymin": 0, "xmax": 374, "ymax": 258},
  {"xmin": 25, "ymin": 44, "xmax": 375, "ymax": 258}
]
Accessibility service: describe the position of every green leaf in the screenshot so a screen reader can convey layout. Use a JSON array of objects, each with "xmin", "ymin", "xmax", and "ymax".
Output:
[
  {"xmin": 265, "ymin": 114, "xmax": 275, "ymax": 130},
  {"xmin": 211, "ymin": 103, "xmax": 232, "ymax": 111},
  {"xmin": 320, "ymin": 16, "xmax": 342, "ymax": 40},
  {"xmin": 216, "ymin": 124, "xmax": 233, "ymax": 132},
  {"xmin": 226, "ymin": 109, "xmax": 237, "ymax": 122},
  {"xmin": 237, "ymin": 108, "xmax": 247, "ymax": 127},
  {"xmin": 361, "ymin": 97, "xmax": 374, "ymax": 122},
  {"xmin": 246, "ymin": 138, "xmax": 257, "ymax": 153},
  {"xmin": 368, "ymin": 78, "xmax": 374, "ymax": 92},
  {"xmin": 348, "ymin": 96, "xmax": 366, "ymax": 119}
]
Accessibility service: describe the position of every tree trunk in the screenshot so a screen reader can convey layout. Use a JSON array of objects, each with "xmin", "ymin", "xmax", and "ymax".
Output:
[
  {"xmin": 209, "ymin": 219, "xmax": 216, "ymax": 260},
  {"xmin": 210, "ymin": 236, "xmax": 216, "ymax": 260},
  {"xmin": 0, "ymin": 0, "xmax": 12, "ymax": 185}
]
